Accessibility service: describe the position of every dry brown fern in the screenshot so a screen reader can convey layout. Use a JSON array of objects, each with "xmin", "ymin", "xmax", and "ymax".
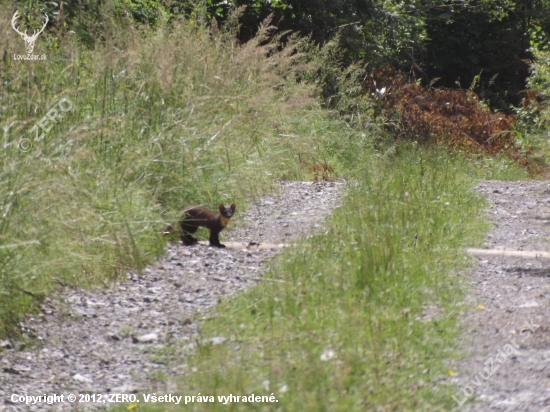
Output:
[{"xmin": 370, "ymin": 68, "xmax": 516, "ymax": 155}]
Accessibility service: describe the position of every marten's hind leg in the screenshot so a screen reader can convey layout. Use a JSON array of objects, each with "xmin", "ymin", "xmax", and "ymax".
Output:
[{"xmin": 179, "ymin": 220, "xmax": 199, "ymax": 245}]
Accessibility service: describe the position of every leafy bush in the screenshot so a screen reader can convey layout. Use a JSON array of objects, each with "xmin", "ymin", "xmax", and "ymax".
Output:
[
  {"xmin": 517, "ymin": 49, "xmax": 550, "ymax": 131},
  {"xmin": 515, "ymin": 49, "xmax": 550, "ymax": 166},
  {"xmin": 113, "ymin": 0, "xmax": 166, "ymax": 25}
]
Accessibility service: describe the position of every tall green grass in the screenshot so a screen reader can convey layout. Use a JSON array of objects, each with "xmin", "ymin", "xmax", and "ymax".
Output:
[
  {"xmin": 127, "ymin": 145, "xmax": 525, "ymax": 412},
  {"xmin": 0, "ymin": 8, "xmax": 341, "ymax": 337}
]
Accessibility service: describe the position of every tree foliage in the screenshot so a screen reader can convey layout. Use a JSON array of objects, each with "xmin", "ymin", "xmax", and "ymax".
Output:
[
  {"xmin": 10, "ymin": 0, "xmax": 550, "ymax": 109},
  {"xmin": 422, "ymin": 0, "xmax": 550, "ymax": 109}
]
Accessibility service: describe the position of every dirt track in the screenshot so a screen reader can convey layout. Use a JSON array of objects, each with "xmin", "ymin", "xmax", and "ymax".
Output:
[
  {"xmin": 453, "ymin": 180, "xmax": 550, "ymax": 411},
  {"xmin": 4, "ymin": 178, "xmax": 550, "ymax": 411},
  {"xmin": 0, "ymin": 181, "xmax": 344, "ymax": 411}
]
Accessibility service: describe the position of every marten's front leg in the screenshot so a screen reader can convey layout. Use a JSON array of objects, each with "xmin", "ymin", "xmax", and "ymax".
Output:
[{"xmin": 208, "ymin": 230, "xmax": 225, "ymax": 248}]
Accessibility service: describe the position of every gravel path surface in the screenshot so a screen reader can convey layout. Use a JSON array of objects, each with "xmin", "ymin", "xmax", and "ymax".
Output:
[
  {"xmin": 0, "ymin": 181, "xmax": 344, "ymax": 411},
  {"xmin": 453, "ymin": 180, "xmax": 550, "ymax": 411},
  {"xmin": 8, "ymin": 178, "xmax": 549, "ymax": 412}
]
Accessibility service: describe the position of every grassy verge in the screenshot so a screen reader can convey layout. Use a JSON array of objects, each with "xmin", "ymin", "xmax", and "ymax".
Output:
[{"xmin": 119, "ymin": 145, "xmax": 524, "ymax": 412}]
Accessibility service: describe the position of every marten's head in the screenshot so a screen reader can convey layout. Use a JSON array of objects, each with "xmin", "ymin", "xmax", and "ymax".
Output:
[{"xmin": 219, "ymin": 203, "xmax": 236, "ymax": 226}]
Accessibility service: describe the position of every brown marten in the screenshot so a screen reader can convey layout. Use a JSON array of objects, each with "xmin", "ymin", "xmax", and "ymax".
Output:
[{"xmin": 176, "ymin": 203, "xmax": 236, "ymax": 248}]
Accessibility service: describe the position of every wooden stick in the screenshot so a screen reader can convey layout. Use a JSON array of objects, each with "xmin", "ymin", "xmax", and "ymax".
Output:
[
  {"xmin": 465, "ymin": 248, "xmax": 550, "ymax": 260},
  {"xmin": 198, "ymin": 241, "xmax": 292, "ymax": 250}
]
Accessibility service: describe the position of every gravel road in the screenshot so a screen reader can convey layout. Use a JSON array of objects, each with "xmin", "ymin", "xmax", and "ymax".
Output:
[
  {"xmin": 453, "ymin": 180, "xmax": 550, "ymax": 411},
  {"xmin": 5, "ymin": 178, "xmax": 550, "ymax": 412},
  {"xmin": 0, "ymin": 181, "xmax": 344, "ymax": 411}
]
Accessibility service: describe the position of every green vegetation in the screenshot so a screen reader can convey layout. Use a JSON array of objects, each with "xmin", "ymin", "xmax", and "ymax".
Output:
[
  {"xmin": 1, "ymin": 0, "xmax": 542, "ymax": 409},
  {"xmin": 516, "ymin": 48, "xmax": 550, "ymax": 164},
  {"xmin": 0, "ymin": 10, "xmax": 333, "ymax": 336},
  {"xmin": 113, "ymin": 147, "xmax": 524, "ymax": 412},
  {"xmin": 173, "ymin": 150, "xmax": 489, "ymax": 412},
  {"xmin": 21, "ymin": 0, "xmax": 550, "ymax": 109}
]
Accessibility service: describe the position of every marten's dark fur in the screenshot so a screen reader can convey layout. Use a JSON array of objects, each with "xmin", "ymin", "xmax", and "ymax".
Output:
[{"xmin": 177, "ymin": 203, "xmax": 236, "ymax": 248}]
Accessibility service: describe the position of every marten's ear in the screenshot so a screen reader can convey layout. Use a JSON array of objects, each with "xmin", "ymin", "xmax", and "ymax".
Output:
[
  {"xmin": 219, "ymin": 204, "xmax": 225, "ymax": 213},
  {"xmin": 231, "ymin": 203, "xmax": 236, "ymax": 212}
]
